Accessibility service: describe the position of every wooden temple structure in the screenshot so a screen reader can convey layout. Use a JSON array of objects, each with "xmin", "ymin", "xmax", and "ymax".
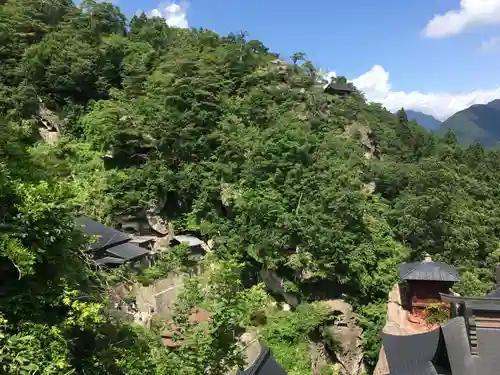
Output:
[
  {"xmin": 398, "ymin": 254, "xmax": 460, "ymax": 316},
  {"xmin": 382, "ymin": 265, "xmax": 500, "ymax": 375}
]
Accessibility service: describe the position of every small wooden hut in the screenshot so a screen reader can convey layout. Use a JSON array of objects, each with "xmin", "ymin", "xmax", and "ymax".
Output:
[{"xmin": 399, "ymin": 254, "xmax": 460, "ymax": 315}]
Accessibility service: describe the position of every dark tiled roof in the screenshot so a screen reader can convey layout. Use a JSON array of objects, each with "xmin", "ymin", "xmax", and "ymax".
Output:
[
  {"xmin": 440, "ymin": 293, "xmax": 500, "ymax": 304},
  {"xmin": 485, "ymin": 287, "xmax": 500, "ymax": 298},
  {"xmin": 75, "ymin": 216, "xmax": 130, "ymax": 251},
  {"xmin": 441, "ymin": 315, "xmax": 500, "ymax": 375},
  {"xmin": 382, "ymin": 327, "xmax": 445, "ymax": 375},
  {"xmin": 385, "ymin": 306, "xmax": 500, "ymax": 374},
  {"xmin": 474, "ymin": 327, "xmax": 500, "ymax": 374},
  {"xmin": 398, "ymin": 261, "xmax": 460, "ymax": 282},
  {"xmin": 384, "ymin": 265, "xmax": 500, "ymax": 375},
  {"xmin": 95, "ymin": 256, "xmax": 125, "ymax": 265},
  {"xmin": 440, "ymin": 317, "xmax": 471, "ymax": 375},
  {"xmin": 75, "ymin": 216, "xmax": 149, "ymax": 265},
  {"xmin": 237, "ymin": 347, "xmax": 287, "ymax": 375},
  {"xmin": 325, "ymin": 81, "xmax": 355, "ymax": 93},
  {"xmin": 106, "ymin": 242, "xmax": 149, "ymax": 261}
]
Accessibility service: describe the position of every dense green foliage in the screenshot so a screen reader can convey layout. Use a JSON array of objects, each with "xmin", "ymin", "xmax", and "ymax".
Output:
[
  {"xmin": 438, "ymin": 99, "xmax": 500, "ymax": 147},
  {"xmin": 259, "ymin": 304, "xmax": 330, "ymax": 375},
  {"xmin": 2, "ymin": 1, "xmax": 500, "ymax": 374},
  {"xmin": 424, "ymin": 303, "xmax": 449, "ymax": 325}
]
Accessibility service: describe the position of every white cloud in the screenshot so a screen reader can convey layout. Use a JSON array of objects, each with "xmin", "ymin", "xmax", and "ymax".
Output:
[
  {"xmin": 348, "ymin": 65, "xmax": 500, "ymax": 120},
  {"xmin": 317, "ymin": 68, "xmax": 337, "ymax": 89},
  {"xmin": 149, "ymin": 1, "xmax": 189, "ymax": 28},
  {"xmin": 321, "ymin": 70, "xmax": 337, "ymax": 83},
  {"xmin": 351, "ymin": 65, "xmax": 391, "ymax": 100},
  {"xmin": 480, "ymin": 35, "xmax": 500, "ymax": 51},
  {"xmin": 422, "ymin": 0, "xmax": 500, "ymax": 38}
]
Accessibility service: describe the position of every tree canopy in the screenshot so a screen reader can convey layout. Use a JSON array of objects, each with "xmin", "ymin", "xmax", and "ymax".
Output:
[{"xmin": 1, "ymin": 1, "xmax": 499, "ymax": 373}]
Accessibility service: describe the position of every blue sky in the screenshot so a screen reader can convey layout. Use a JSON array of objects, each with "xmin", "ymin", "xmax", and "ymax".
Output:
[{"xmin": 115, "ymin": 0, "xmax": 500, "ymax": 120}]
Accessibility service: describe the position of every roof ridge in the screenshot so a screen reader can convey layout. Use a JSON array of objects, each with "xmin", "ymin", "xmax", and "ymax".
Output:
[{"xmin": 245, "ymin": 346, "xmax": 271, "ymax": 375}]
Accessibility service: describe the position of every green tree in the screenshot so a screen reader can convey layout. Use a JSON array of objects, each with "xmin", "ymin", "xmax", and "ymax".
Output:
[
  {"xmin": 291, "ymin": 51, "xmax": 307, "ymax": 65},
  {"xmin": 443, "ymin": 128, "xmax": 458, "ymax": 145},
  {"xmin": 5, "ymin": 3, "xmax": 500, "ymax": 372},
  {"xmin": 396, "ymin": 107, "xmax": 408, "ymax": 125}
]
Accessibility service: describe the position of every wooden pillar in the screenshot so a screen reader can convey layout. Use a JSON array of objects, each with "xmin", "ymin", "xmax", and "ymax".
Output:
[{"xmin": 408, "ymin": 281, "xmax": 413, "ymax": 312}]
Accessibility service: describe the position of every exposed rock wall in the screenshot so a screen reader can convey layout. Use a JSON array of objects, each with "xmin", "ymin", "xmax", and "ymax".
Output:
[
  {"xmin": 344, "ymin": 122, "xmax": 381, "ymax": 161},
  {"xmin": 36, "ymin": 100, "xmax": 62, "ymax": 144},
  {"xmin": 115, "ymin": 210, "xmax": 174, "ymax": 237},
  {"xmin": 309, "ymin": 340, "xmax": 330, "ymax": 375},
  {"xmin": 259, "ymin": 268, "xmax": 299, "ymax": 307},
  {"xmin": 321, "ymin": 300, "xmax": 366, "ymax": 375},
  {"xmin": 133, "ymin": 274, "xmax": 186, "ymax": 321},
  {"xmin": 109, "ymin": 273, "xmax": 187, "ymax": 327}
]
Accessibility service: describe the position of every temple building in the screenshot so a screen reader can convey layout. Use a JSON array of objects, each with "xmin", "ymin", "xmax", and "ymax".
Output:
[
  {"xmin": 382, "ymin": 265, "xmax": 500, "ymax": 375},
  {"xmin": 323, "ymin": 78, "xmax": 356, "ymax": 96},
  {"xmin": 75, "ymin": 216, "xmax": 150, "ymax": 266},
  {"xmin": 398, "ymin": 254, "xmax": 460, "ymax": 317}
]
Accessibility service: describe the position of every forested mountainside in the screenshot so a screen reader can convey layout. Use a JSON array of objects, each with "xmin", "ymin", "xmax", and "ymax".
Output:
[
  {"xmin": 3, "ymin": 1, "xmax": 500, "ymax": 374},
  {"xmin": 439, "ymin": 99, "xmax": 500, "ymax": 148},
  {"xmin": 405, "ymin": 110, "xmax": 441, "ymax": 131}
]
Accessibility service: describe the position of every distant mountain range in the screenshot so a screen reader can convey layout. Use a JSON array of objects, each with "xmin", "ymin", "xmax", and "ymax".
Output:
[
  {"xmin": 399, "ymin": 100, "xmax": 500, "ymax": 148},
  {"xmin": 405, "ymin": 110, "xmax": 441, "ymax": 131},
  {"xmin": 438, "ymin": 99, "xmax": 500, "ymax": 148}
]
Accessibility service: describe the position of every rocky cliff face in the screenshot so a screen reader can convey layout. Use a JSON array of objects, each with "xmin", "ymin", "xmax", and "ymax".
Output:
[
  {"xmin": 259, "ymin": 268, "xmax": 300, "ymax": 308},
  {"xmin": 321, "ymin": 300, "xmax": 366, "ymax": 375},
  {"xmin": 36, "ymin": 100, "xmax": 61, "ymax": 144}
]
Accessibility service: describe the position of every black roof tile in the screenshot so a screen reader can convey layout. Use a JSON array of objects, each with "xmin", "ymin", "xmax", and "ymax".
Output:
[
  {"xmin": 75, "ymin": 216, "xmax": 150, "ymax": 264},
  {"xmin": 106, "ymin": 242, "xmax": 149, "ymax": 261},
  {"xmin": 385, "ymin": 309, "xmax": 500, "ymax": 374},
  {"xmin": 325, "ymin": 82, "xmax": 355, "ymax": 93},
  {"xmin": 76, "ymin": 216, "xmax": 130, "ymax": 251},
  {"xmin": 398, "ymin": 261, "xmax": 459, "ymax": 282},
  {"xmin": 382, "ymin": 328, "xmax": 443, "ymax": 375},
  {"xmin": 95, "ymin": 256, "xmax": 126, "ymax": 266},
  {"xmin": 475, "ymin": 327, "xmax": 500, "ymax": 374},
  {"xmin": 236, "ymin": 347, "xmax": 287, "ymax": 375},
  {"xmin": 485, "ymin": 287, "xmax": 500, "ymax": 298}
]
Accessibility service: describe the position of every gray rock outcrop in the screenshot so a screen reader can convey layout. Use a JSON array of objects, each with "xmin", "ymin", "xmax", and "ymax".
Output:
[
  {"xmin": 259, "ymin": 268, "xmax": 299, "ymax": 308},
  {"xmin": 36, "ymin": 99, "xmax": 62, "ymax": 144},
  {"xmin": 321, "ymin": 300, "xmax": 366, "ymax": 375}
]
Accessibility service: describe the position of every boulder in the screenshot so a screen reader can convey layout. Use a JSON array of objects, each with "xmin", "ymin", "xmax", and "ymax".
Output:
[
  {"xmin": 38, "ymin": 127, "xmax": 59, "ymax": 144},
  {"xmin": 259, "ymin": 268, "xmax": 299, "ymax": 308},
  {"xmin": 321, "ymin": 300, "xmax": 366, "ymax": 375},
  {"xmin": 146, "ymin": 212, "xmax": 169, "ymax": 235},
  {"xmin": 309, "ymin": 340, "xmax": 330, "ymax": 375},
  {"xmin": 362, "ymin": 181, "xmax": 376, "ymax": 194}
]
